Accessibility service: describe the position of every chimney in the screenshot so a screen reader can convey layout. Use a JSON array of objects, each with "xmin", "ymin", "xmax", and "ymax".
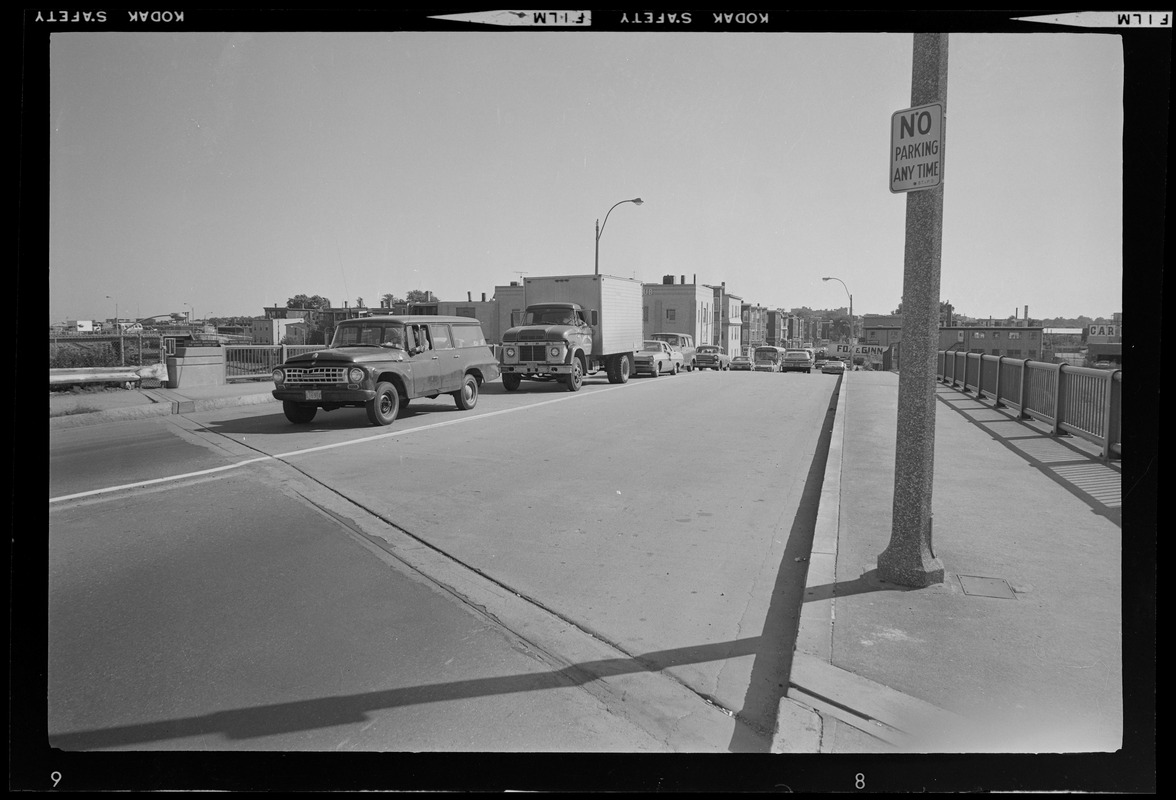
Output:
[
  {"xmin": 1024, "ymin": 305, "xmax": 1029, "ymax": 321},
  {"xmin": 467, "ymin": 291, "xmax": 472, "ymax": 302},
  {"xmin": 663, "ymin": 274, "xmax": 674, "ymax": 285},
  {"xmin": 680, "ymin": 275, "xmax": 685, "ymax": 284},
  {"xmin": 482, "ymin": 293, "xmax": 487, "ymax": 302}
]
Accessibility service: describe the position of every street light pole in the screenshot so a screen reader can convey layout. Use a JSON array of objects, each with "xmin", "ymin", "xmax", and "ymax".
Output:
[
  {"xmin": 822, "ymin": 276, "xmax": 853, "ymax": 344},
  {"xmin": 106, "ymin": 295, "xmax": 117, "ymax": 328},
  {"xmin": 595, "ymin": 197, "xmax": 643, "ymax": 276}
]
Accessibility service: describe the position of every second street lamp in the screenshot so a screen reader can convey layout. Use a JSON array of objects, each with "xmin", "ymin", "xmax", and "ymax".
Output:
[
  {"xmin": 595, "ymin": 197, "xmax": 643, "ymax": 276},
  {"xmin": 822, "ymin": 276, "xmax": 853, "ymax": 343}
]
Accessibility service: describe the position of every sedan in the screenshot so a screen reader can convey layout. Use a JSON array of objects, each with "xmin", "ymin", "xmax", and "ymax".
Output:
[
  {"xmin": 731, "ymin": 355, "xmax": 753, "ymax": 371},
  {"xmin": 695, "ymin": 345, "xmax": 732, "ymax": 371},
  {"xmin": 821, "ymin": 359, "xmax": 847, "ymax": 375},
  {"xmin": 634, "ymin": 340, "xmax": 683, "ymax": 377}
]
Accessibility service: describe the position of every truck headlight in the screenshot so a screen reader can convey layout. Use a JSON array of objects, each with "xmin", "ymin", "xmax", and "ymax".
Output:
[
  {"xmin": 549, "ymin": 346, "xmax": 562, "ymax": 359},
  {"xmin": 505, "ymin": 346, "xmax": 516, "ymax": 359},
  {"xmin": 348, "ymin": 367, "xmax": 365, "ymax": 383},
  {"xmin": 272, "ymin": 368, "xmax": 285, "ymax": 384}
]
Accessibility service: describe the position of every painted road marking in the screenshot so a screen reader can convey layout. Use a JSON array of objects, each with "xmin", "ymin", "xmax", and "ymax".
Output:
[{"xmin": 49, "ymin": 379, "xmax": 664, "ymax": 504}]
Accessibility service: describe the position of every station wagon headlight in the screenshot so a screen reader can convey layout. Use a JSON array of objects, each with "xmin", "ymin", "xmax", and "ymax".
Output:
[
  {"xmin": 272, "ymin": 368, "xmax": 285, "ymax": 384},
  {"xmin": 348, "ymin": 367, "xmax": 365, "ymax": 383}
]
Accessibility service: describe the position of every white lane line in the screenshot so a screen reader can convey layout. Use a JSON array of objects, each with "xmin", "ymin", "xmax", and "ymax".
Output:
[{"xmin": 49, "ymin": 380, "xmax": 656, "ymax": 504}]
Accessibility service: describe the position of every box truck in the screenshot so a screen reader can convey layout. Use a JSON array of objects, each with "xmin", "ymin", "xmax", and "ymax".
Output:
[{"xmin": 498, "ymin": 274, "xmax": 644, "ymax": 391}]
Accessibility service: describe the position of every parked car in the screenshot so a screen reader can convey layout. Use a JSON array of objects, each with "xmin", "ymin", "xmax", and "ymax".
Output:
[
  {"xmin": 272, "ymin": 315, "xmax": 500, "ymax": 426},
  {"xmin": 821, "ymin": 359, "xmax": 847, "ymax": 375},
  {"xmin": 731, "ymin": 355, "xmax": 753, "ymax": 371},
  {"xmin": 695, "ymin": 345, "xmax": 732, "ymax": 371},
  {"xmin": 650, "ymin": 332, "xmax": 697, "ymax": 372},
  {"xmin": 634, "ymin": 340, "xmax": 683, "ymax": 377}
]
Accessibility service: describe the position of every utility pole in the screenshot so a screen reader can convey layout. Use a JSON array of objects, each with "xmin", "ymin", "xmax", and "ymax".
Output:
[{"xmin": 878, "ymin": 32, "xmax": 948, "ymax": 588}]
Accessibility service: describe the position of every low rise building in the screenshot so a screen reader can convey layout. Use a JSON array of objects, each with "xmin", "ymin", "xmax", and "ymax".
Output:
[{"xmin": 643, "ymin": 275, "xmax": 714, "ymax": 346}]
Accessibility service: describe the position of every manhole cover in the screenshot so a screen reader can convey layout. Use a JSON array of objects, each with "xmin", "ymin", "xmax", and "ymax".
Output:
[{"xmin": 957, "ymin": 575, "xmax": 1017, "ymax": 599}]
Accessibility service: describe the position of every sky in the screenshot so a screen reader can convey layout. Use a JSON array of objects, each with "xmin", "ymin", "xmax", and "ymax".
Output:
[{"xmin": 44, "ymin": 20, "xmax": 1130, "ymax": 324}]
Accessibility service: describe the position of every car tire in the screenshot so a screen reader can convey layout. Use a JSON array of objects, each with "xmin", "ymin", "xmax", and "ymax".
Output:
[
  {"xmin": 283, "ymin": 402, "xmax": 317, "ymax": 424},
  {"xmin": 564, "ymin": 358, "xmax": 584, "ymax": 392},
  {"xmin": 365, "ymin": 381, "xmax": 400, "ymax": 426},
  {"xmin": 617, "ymin": 354, "xmax": 631, "ymax": 384},
  {"xmin": 454, "ymin": 374, "xmax": 479, "ymax": 410},
  {"xmin": 672, "ymin": 362, "xmax": 680, "ymax": 375},
  {"xmin": 649, "ymin": 360, "xmax": 659, "ymax": 377},
  {"xmin": 502, "ymin": 373, "xmax": 522, "ymax": 391}
]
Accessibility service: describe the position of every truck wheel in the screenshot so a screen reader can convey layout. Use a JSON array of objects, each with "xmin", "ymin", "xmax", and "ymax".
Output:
[
  {"xmin": 502, "ymin": 373, "xmax": 522, "ymax": 391},
  {"xmin": 283, "ymin": 402, "xmax": 317, "ymax": 424},
  {"xmin": 366, "ymin": 381, "xmax": 400, "ymax": 426},
  {"xmin": 618, "ymin": 354, "xmax": 631, "ymax": 383},
  {"xmin": 453, "ymin": 374, "xmax": 479, "ymax": 410},
  {"xmin": 564, "ymin": 359, "xmax": 584, "ymax": 392}
]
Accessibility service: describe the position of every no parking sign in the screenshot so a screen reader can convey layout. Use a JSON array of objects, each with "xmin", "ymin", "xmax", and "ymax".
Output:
[{"xmin": 890, "ymin": 103, "xmax": 943, "ymax": 193}]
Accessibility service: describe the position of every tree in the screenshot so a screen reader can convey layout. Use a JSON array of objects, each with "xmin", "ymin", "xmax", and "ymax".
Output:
[
  {"xmin": 406, "ymin": 289, "xmax": 433, "ymax": 304},
  {"xmin": 380, "ymin": 293, "xmax": 402, "ymax": 309},
  {"xmin": 286, "ymin": 294, "xmax": 332, "ymax": 310}
]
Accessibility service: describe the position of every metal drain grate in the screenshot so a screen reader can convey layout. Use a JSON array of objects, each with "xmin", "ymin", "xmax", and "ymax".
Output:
[{"xmin": 957, "ymin": 575, "xmax": 1017, "ymax": 599}]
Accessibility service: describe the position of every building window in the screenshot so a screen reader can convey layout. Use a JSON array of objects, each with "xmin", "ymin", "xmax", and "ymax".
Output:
[
  {"xmin": 665, "ymin": 308, "xmax": 676, "ymax": 321},
  {"xmin": 1009, "ymin": 331, "xmax": 1021, "ymax": 340},
  {"xmin": 1008, "ymin": 349, "xmax": 1021, "ymax": 357},
  {"xmin": 456, "ymin": 307, "xmax": 475, "ymax": 318}
]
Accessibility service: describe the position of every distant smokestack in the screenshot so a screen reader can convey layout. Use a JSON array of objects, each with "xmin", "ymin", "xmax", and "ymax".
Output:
[
  {"xmin": 467, "ymin": 291, "xmax": 472, "ymax": 302},
  {"xmin": 1024, "ymin": 305, "xmax": 1029, "ymax": 321}
]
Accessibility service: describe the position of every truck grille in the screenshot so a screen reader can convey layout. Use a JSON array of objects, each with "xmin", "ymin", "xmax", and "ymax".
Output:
[
  {"xmin": 283, "ymin": 366, "xmax": 347, "ymax": 385},
  {"xmin": 518, "ymin": 345, "xmax": 549, "ymax": 362}
]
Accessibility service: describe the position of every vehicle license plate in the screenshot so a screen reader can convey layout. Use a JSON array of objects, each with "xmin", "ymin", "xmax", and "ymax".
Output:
[{"xmin": 304, "ymin": 390, "xmax": 322, "ymax": 400}]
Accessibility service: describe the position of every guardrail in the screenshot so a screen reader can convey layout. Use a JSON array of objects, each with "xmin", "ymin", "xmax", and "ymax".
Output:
[
  {"xmin": 938, "ymin": 351, "xmax": 1122, "ymax": 460},
  {"xmin": 224, "ymin": 345, "xmax": 326, "ymax": 381}
]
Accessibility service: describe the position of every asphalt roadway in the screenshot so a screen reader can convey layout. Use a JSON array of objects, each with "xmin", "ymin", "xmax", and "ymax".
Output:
[{"xmin": 42, "ymin": 373, "xmax": 1152, "ymax": 790}]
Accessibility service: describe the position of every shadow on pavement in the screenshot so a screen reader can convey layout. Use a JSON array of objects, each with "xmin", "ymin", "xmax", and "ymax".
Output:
[
  {"xmin": 52, "ymin": 636, "xmax": 768, "ymax": 751},
  {"xmin": 935, "ymin": 389, "xmax": 1122, "ymax": 528}
]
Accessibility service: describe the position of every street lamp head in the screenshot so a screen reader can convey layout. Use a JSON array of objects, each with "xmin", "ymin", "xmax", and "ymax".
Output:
[
  {"xmin": 822, "ymin": 277, "xmax": 833, "ymax": 281},
  {"xmin": 632, "ymin": 198, "xmax": 643, "ymax": 206}
]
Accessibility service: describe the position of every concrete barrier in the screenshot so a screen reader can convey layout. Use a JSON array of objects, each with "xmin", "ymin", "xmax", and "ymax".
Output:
[{"xmin": 166, "ymin": 347, "xmax": 225, "ymax": 389}]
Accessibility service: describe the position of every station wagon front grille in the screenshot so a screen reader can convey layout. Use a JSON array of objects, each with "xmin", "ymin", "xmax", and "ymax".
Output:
[{"xmin": 283, "ymin": 366, "xmax": 348, "ymax": 385}]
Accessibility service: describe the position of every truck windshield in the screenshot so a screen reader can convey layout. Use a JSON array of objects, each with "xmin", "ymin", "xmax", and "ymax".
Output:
[
  {"xmin": 525, "ymin": 307, "xmax": 578, "ymax": 325},
  {"xmin": 755, "ymin": 349, "xmax": 781, "ymax": 363},
  {"xmin": 332, "ymin": 324, "xmax": 407, "ymax": 349}
]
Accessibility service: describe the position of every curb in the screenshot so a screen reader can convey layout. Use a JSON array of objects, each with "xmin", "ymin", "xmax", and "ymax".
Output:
[
  {"xmin": 49, "ymin": 391, "xmax": 277, "ymax": 430},
  {"xmin": 771, "ymin": 372, "xmax": 847, "ymax": 754}
]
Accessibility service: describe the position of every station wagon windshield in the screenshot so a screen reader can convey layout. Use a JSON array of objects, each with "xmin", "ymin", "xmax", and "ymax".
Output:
[{"xmin": 332, "ymin": 323, "xmax": 407, "ymax": 349}]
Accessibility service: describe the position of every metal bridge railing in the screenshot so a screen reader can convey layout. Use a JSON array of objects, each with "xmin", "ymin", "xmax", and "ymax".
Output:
[
  {"xmin": 224, "ymin": 345, "xmax": 326, "ymax": 381},
  {"xmin": 938, "ymin": 351, "xmax": 1122, "ymax": 460}
]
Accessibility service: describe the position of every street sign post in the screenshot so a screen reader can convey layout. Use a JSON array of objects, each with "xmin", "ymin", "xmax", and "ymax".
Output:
[{"xmin": 890, "ymin": 102, "xmax": 944, "ymax": 193}]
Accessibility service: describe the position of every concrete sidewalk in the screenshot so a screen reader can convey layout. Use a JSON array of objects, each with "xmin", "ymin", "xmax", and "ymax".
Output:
[
  {"xmin": 48, "ymin": 381, "xmax": 279, "ymax": 429},
  {"xmin": 774, "ymin": 371, "xmax": 1124, "ymax": 754}
]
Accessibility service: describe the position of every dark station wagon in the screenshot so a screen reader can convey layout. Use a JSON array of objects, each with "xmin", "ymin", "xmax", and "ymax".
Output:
[{"xmin": 272, "ymin": 315, "xmax": 500, "ymax": 426}]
